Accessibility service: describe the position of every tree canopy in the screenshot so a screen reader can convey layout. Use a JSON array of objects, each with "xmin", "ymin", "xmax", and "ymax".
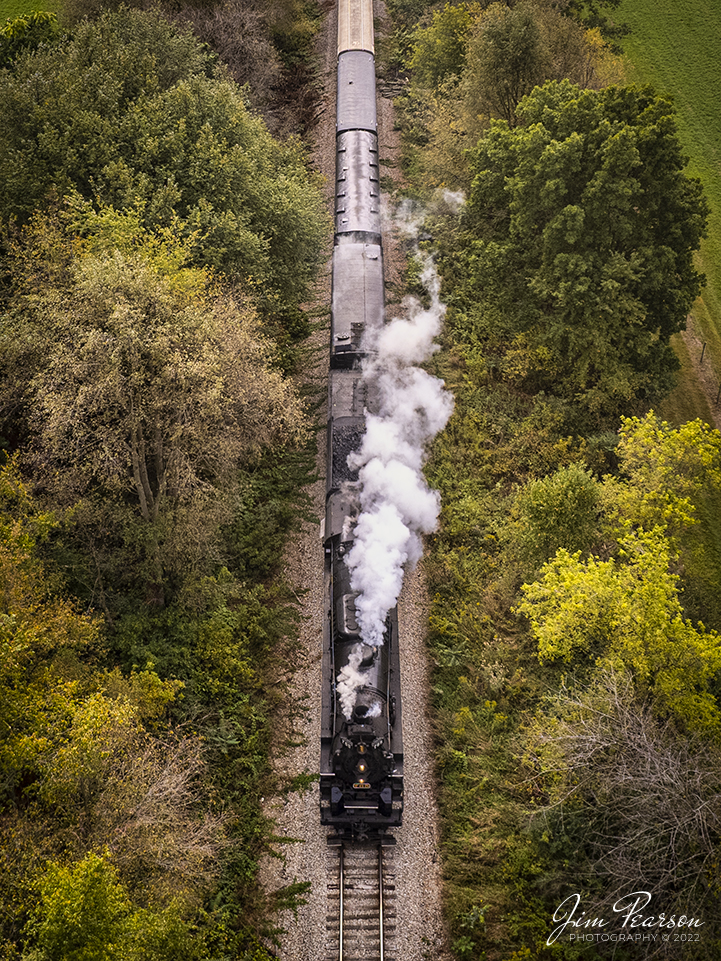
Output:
[
  {"xmin": 456, "ymin": 80, "xmax": 708, "ymax": 415},
  {"xmin": 506, "ymin": 461, "xmax": 601, "ymax": 573},
  {"xmin": 0, "ymin": 7, "xmax": 327, "ymax": 306},
  {"xmin": 389, "ymin": 0, "xmax": 721, "ymax": 951},
  {"xmin": 0, "ymin": 11, "xmax": 60, "ymax": 68},
  {"xmin": 0, "ymin": 464, "xmax": 230, "ymax": 955},
  {"xmin": 408, "ymin": 2, "xmax": 477, "ymax": 90},
  {"xmin": 9, "ymin": 249, "xmax": 304, "ymax": 503},
  {"xmin": 463, "ymin": 1, "xmax": 621, "ymax": 125},
  {"xmin": 517, "ymin": 526, "xmax": 721, "ymax": 735},
  {"xmin": 404, "ymin": 0, "xmax": 623, "ymax": 190},
  {"xmin": 465, "ymin": 1, "xmax": 549, "ymax": 126},
  {"xmin": 513, "ymin": 412, "xmax": 721, "ymax": 735},
  {"xmin": 0, "ymin": 211, "xmax": 306, "ymax": 606},
  {"xmin": 0, "ymin": 6, "xmax": 327, "ymax": 957}
]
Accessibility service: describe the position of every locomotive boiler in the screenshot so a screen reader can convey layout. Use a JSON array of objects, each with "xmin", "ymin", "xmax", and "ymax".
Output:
[{"xmin": 319, "ymin": 0, "xmax": 404, "ymax": 840}]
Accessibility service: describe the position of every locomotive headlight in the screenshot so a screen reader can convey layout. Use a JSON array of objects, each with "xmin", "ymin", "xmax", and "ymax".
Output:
[{"xmin": 358, "ymin": 762, "xmax": 366, "ymax": 773}]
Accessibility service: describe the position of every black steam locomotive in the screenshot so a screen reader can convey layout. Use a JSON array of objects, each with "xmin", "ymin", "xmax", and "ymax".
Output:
[{"xmin": 319, "ymin": 0, "xmax": 404, "ymax": 841}]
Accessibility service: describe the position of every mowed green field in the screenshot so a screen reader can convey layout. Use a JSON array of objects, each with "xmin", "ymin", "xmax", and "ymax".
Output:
[{"xmin": 617, "ymin": 0, "xmax": 721, "ymax": 421}]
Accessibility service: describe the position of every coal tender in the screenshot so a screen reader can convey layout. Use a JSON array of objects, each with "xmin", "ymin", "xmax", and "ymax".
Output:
[{"xmin": 319, "ymin": 0, "xmax": 404, "ymax": 841}]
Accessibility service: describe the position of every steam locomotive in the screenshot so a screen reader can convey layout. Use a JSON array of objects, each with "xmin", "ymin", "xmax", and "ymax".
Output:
[{"xmin": 319, "ymin": 0, "xmax": 404, "ymax": 840}]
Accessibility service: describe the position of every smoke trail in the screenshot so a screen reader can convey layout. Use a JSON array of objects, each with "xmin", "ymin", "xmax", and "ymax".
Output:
[
  {"xmin": 345, "ymin": 215, "xmax": 455, "ymax": 648},
  {"xmin": 335, "ymin": 196, "xmax": 462, "ymax": 718}
]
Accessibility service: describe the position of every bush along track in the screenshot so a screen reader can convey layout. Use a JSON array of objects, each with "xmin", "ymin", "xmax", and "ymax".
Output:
[
  {"xmin": 0, "ymin": 7, "xmax": 328, "ymax": 959},
  {"xmin": 380, "ymin": 1, "xmax": 721, "ymax": 958}
]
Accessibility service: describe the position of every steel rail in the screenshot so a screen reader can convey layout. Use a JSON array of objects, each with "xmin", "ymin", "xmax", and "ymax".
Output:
[
  {"xmin": 378, "ymin": 843, "xmax": 384, "ymax": 961},
  {"xmin": 336, "ymin": 843, "xmax": 387, "ymax": 961},
  {"xmin": 339, "ymin": 843, "xmax": 345, "ymax": 961}
]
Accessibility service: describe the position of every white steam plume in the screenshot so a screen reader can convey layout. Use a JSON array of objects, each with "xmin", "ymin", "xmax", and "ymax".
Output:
[
  {"xmin": 336, "ymin": 196, "xmax": 462, "ymax": 719},
  {"xmin": 336, "ymin": 644, "xmax": 372, "ymax": 721},
  {"xmin": 344, "ymin": 233, "xmax": 455, "ymax": 649}
]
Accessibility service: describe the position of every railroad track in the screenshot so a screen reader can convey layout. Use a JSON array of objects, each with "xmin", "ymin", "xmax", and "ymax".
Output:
[{"xmin": 325, "ymin": 843, "xmax": 397, "ymax": 961}]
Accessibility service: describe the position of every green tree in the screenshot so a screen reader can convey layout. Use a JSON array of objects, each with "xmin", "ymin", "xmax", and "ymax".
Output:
[
  {"xmin": 0, "ymin": 466, "xmax": 227, "ymax": 942},
  {"xmin": 0, "ymin": 463, "xmax": 99, "ymax": 802},
  {"xmin": 25, "ymin": 852, "xmax": 202, "ymax": 961},
  {"xmin": 459, "ymin": 80, "xmax": 708, "ymax": 415},
  {"xmin": 516, "ymin": 527, "xmax": 721, "ymax": 735},
  {"xmin": 508, "ymin": 462, "xmax": 601, "ymax": 572},
  {"xmin": 28, "ymin": 853, "xmax": 130, "ymax": 961},
  {"xmin": 564, "ymin": 0, "xmax": 628, "ymax": 44},
  {"xmin": 1, "ymin": 235, "xmax": 305, "ymax": 604},
  {"xmin": 0, "ymin": 11, "xmax": 60, "ymax": 68},
  {"xmin": 462, "ymin": 0, "xmax": 621, "ymax": 125},
  {"xmin": 610, "ymin": 411, "xmax": 721, "ymax": 533},
  {"xmin": 0, "ymin": 7, "xmax": 327, "ymax": 308},
  {"xmin": 407, "ymin": 0, "xmax": 622, "ymax": 190},
  {"xmin": 606, "ymin": 412, "xmax": 721, "ymax": 627},
  {"xmin": 464, "ymin": 1, "xmax": 549, "ymax": 126},
  {"xmin": 409, "ymin": 3, "xmax": 478, "ymax": 90}
]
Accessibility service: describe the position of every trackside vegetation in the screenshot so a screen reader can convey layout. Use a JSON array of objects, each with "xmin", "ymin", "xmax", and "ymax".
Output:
[
  {"xmin": 381, "ymin": 0, "xmax": 721, "ymax": 957},
  {"xmin": 0, "ymin": 6, "xmax": 327, "ymax": 959}
]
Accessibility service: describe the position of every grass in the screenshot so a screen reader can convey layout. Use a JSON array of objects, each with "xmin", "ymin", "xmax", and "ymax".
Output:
[
  {"xmin": 657, "ymin": 333, "xmax": 716, "ymax": 426},
  {"xmin": 616, "ymin": 0, "xmax": 721, "ymax": 420},
  {"xmin": 0, "ymin": 0, "xmax": 60, "ymax": 19}
]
